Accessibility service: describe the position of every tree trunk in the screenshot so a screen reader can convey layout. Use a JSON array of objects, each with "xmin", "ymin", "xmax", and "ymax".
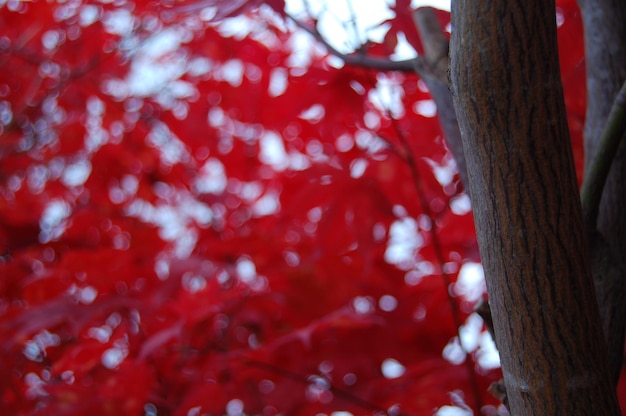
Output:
[
  {"xmin": 449, "ymin": 2, "xmax": 621, "ymax": 415},
  {"xmin": 577, "ymin": 0, "xmax": 626, "ymax": 385}
]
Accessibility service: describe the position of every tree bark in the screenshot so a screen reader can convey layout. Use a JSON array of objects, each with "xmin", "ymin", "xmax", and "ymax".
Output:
[
  {"xmin": 577, "ymin": 0, "xmax": 626, "ymax": 385},
  {"xmin": 449, "ymin": 2, "xmax": 620, "ymax": 415}
]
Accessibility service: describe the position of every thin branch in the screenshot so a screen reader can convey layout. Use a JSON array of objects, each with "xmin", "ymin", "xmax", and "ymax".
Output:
[
  {"xmin": 413, "ymin": 7, "xmax": 448, "ymax": 79},
  {"xmin": 285, "ymin": 12, "xmax": 423, "ymax": 74},
  {"xmin": 411, "ymin": 7, "xmax": 469, "ymax": 194},
  {"xmin": 243, "ymin": 358, "xmax": 405, "ymax": 415},
  {"xmin": 388, "ymin": 113, "xmax": 484, "ymax": 414},
  {"xmin": 581, "ymin": 79, "xmax": 626, "ymax": 229}
]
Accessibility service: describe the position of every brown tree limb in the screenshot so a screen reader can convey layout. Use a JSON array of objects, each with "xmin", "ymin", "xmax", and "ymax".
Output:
[
  {"xmin": 412, "ymin": 7, "xmax": 469, "ymax": 194},
  {"xmin": 577, "ymin": 0, "xmax": 626, "ymax": 386},
  {"xmin": 581, "ymin": 79, "xmax": 626, "ymax": 229},
  {"xmin": 285, "ymin": 12, "xmax": 421, "ymax": 73}
]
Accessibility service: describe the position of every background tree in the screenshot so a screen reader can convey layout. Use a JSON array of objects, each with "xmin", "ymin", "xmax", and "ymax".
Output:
[{"xmin": 0, "ymin": 1, "xmax": 624, "ymax": 415}]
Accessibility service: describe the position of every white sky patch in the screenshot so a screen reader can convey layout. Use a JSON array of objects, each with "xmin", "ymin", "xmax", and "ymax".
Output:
[
  {"xmin": 414, "ymin": 99, "xmax": 437, "ymax": 117},
  {"xmin": 217, "ymin": 59, "xmax": 245, "ymax": 87},
  {"xmin": 287, "ymin": 150, "xmax": 311, "ymax": 170},
  {"xmin": 152, "ymin": 205, "xmax": 187, "ymax": 241},
  {"xmin": 368, "ymin": 22, "xmax": 392, "ymax": 44},
  {"xmin": 335, "ymin": 134, "xmax": 354, "ymax": 152},
  {"xmin": 451, "ymin": 312, "xmax": 501, "ymax": 371},
  {"xmin": 195, "ymin": 158, "xmax": 227, "ymax": 194},
  {"xmin": 102, "ymin": 9, "xmax": 134, "ymax": 36},
  {"xmin": 442, "ymin": 336, "xmax": 466, "ymax": 365},
  {"xmin": 0, "ymin": 100, "xmax": 12, "ymax": 125},
  {"xmin": 77, "ymin": 286, "xmax": 98, "ymax": 304},
  {"xmin": 109, "ymin": 27, "xmax": 203, "ymax": 113},
  {"xmin": 423, "ymin": 157, "xmax": 456, "ymax": 187},
  {"xmin": 287, "ymin": 0, "xmax": 395, "ymax": 54},
  {"xmin": 442, "ymin": 311, "xmax": 501, "ymax": 371},
  {"xmin": 285, "ymin": 0, "xmax": 449, "ymax": 60},
  {"xmin": 125, "ymin": 191, "xmax": 211, "ymax": 258},
  {"xmin": 381, "ymin": 358, "xmax": 406, "ymax": 379},
  {"xmin": 379, "ymin": 294, "xmax": 398, "ymax": 312},
  {"xmin": 42, "ymin": 30, "xmax": 61, "ymax": 51},
  {"xmin": 364, "ymin": 111, "xmax": 381, "ymax": 130},
  {"xmin": 286, "ymin": 29, "xmax": 326, "ymax": 69},
  {"xmin": 435, "ymin": 406, "xmax": 473, "ymax": 416},
  {"xmin": 226, "ymin": 399, "xmax": 245, "ymax": 416},
  {"xmin": 269, "ymin": 67, "xmax": 288, "ymax": 97},
  {"xmin": 449, "ymin": 193, "xmax": 471, "ymax": 215},
  {"xmin": 236, "ymin": 258, "xmax": 257, "ymax": 284},
  {"xmin": 40, "ymin": 199, "xmax": 71, "ymax": 243},
  {"xmin": 458, "ymin": 312, "xmax": 483, "ymax": 352},
  {"xmin": 384, "ymin": 216, "xmax": 423, "ymax": 269},
  {"xmin": 404, "ymin": 261, "xmax": 435, "ymax": 285},
  {"xmin": 411, "ymin": 0, "xmax": 450, "ymax": 10},
  {"xmin": 23, "ymin": 330, "xmax": 61, "ymax": 362},
  {"xmin": 349, "ymin": 158, "xmax": 367, "ymax": 178},
  {"xmin": 353, "ymin": 296, "xmax": 375, "ymax": 314},
  {"xmin": 454, "ymin": 262, "xmax": 485, "ymax": 303},
  {"xmin": 354, "ymin": 130, "xmax": 386, "ymax": 154},
  {"xmin": 259, "ymin": 131, "xmax": 289, "ymax": 170},
  {"xmin": 141, "ymin": 28, "xmax": 183, "ymax": 59},
  {"xmin": 181, "ymin": 198, "xmax": 213, "ymax": 227},
  {"xmin": 188, "ymin": 57, "xmax": 212, "ymax": 76},
  {"xmin": 299, "ymin": 103, "xmax": 325, "ymax": 123},
  {"xmin": 391, "ymin": 31, "xmax": 418, "ymax": 60},
  {"xmin": 369, "ymin": 73, "xmax": 404, "ymax": 118},
  {"xmin": 79, "ymin": 4, "xmax": 101, "ymax": 27},
  {"xmin": 146, "ymin": 122, "xmax": 191, "ymax": 166},
  {"xmin": 84, "ymin": 97, "xmax": 108, "ymax": 152},
  {"xmin": 238, "ymin": 180, "xmax": 263, "ymax": 201},
  {"xmin": 62, "ymin": 159, "xmax": 91, "ymax": 187},
  {"xmin": 122, "ymin": 174, "xmax": 139, "ymax": 195},
  {"xmin": 208, "ymin": 106, "xmax": 225, "ymax": 127},
  {"xmin": 182, "ymin": 272, "xmax": 207, "ymax": 293},
  {"xmin": 476, "ymin": 331, "xmax": 501, "ymax": 370},
  {"xmin": 102, "ymin": 344, "xmax": 127, "ymax": 369},
  {"xmin": 252, "ymin": 191, "xmax": 281, "ymax": 217},
  {"xmin": 217, "ymin": 14, "xmax": 257, "ymax": 39}
]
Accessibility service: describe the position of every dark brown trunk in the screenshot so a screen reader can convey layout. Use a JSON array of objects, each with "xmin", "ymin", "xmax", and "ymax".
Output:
[
  {"xmin": 577, "ymin": 0, "xmax": 626, "ymax": 384},
  {"xmin": 449, "ymin": 2, "xmax": 620, "ymax": 415}
]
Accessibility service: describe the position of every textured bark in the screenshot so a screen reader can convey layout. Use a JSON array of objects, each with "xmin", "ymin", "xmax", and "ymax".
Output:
[
  {"xmin": 449, "ymin": 2, "xmax": 620, "ymax": 415},
  {"xmin": 577, "ymin": 0, "xmax": 626, "ymax": 384}
]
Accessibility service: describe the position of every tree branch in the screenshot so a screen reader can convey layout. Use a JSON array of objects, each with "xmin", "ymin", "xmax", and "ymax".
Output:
[
  {"xmin": 412, "ymin": 7, "xmax": 469, "ymax": 194},
  {"xmin": 579, "ymin": 76, "xmax": 626, "ymax": 388},
  {"xmin": 581, "ymin": 79, "xmax": 626, "ymax": 229},
  {"xmin": 285, "ymin": 12, "xmax": 422, "ymax": 73}
]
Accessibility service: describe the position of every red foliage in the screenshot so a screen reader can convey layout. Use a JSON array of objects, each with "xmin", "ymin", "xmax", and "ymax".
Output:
[{"xmin": 0, "ymin": 1, "xmax": 612, "ymax": 415}]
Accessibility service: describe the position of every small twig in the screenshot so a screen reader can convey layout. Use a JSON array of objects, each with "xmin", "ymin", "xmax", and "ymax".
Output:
[
  {"xmin": 243, "ymin": 358, "xmax": 405, "ymax": 415},
  {"xmin": 581, "ymin": 79, "xmax": 626, "ymax": 229},
  {"xmin": 345, "ymin": 0, "xmax": 363, "ymax": 49},
  {"xmin": 384, "ymin": 104, "xmax": 484, "ymax": 414}
]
